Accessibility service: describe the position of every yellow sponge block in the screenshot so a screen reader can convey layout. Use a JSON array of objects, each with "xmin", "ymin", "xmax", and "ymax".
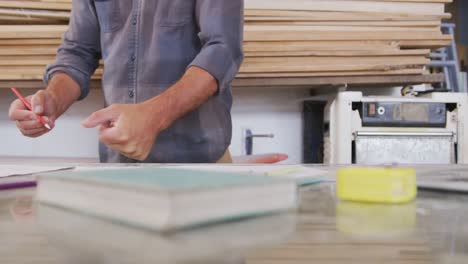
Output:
[{"xmin": 337, "ymin": 167, "xmax": 417, "ymax": 204}]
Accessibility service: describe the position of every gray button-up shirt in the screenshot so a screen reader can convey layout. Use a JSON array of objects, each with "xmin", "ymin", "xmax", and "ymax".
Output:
[{"xmin": 44, "ymin": 0, "xmax": 244, "ymax": 163}]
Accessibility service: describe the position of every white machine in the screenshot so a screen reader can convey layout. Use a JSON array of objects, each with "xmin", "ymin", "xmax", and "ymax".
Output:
[{"xmin": 325, "ymin": 92, "xmax": 468, "ymax": 164}]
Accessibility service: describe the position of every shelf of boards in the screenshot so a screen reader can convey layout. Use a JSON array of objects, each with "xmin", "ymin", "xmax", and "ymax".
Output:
[{"xmin": 0, "ymin": 74, "xmax": 445, "ymax": 90}]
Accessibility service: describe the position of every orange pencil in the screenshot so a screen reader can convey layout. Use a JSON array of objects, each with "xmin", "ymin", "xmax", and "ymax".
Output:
[{"xmin": 11, "ymin": 88, "xmax": 51, "ymax": 130}]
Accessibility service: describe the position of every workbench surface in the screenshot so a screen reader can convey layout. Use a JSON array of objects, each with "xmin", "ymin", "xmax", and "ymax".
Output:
[{"xmin": 0, "ymin": 165, "xmax": 467, "ymax": 264}]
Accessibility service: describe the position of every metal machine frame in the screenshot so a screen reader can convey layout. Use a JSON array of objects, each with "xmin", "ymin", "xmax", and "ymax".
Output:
[{"xmin": 325, "ymin": 92, "xmax": 468, "ymax": 164}]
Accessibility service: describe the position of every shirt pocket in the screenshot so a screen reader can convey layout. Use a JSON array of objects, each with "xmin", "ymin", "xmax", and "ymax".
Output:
[
  {"xmin": 94, "ymin": 0, "xmax": 123, "ymax": 33},
  {"xmin": 157, "ymin": 0, "xmax": 195, "ymax": 27}
]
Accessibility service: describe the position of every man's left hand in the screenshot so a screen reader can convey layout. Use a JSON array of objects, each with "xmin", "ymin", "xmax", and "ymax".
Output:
[{"xmin": 81, "ymin": 102, "xmax": 165, "ymax": 161}]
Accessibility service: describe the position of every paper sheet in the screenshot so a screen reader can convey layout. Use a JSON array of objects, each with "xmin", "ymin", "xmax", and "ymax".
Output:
[
  {"xmin": 162, "ymin": 165, "xmax": 329, "ymax": 185},
  {"xmin": 0, "ymin": 165, "xmax": 74, "ymax": 178}
]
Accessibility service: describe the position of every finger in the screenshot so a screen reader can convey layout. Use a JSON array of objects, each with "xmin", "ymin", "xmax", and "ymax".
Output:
[
  {"xmin": 10, "ymin": 98, "xmax": 28, "ymax": 111},
  {"xmin": 82, "ymin": 106, "xmax": 120, "ymax": 128},
  {"xmin": 19, "ymin": 127, "xmax": 48, "ymax": 137},
  {"xmin": 106, "ymin": 143, "xmax": 133, "ymax": 156},
  {"xmin": 100, "ymin": 127, "xmax": 138, "ymax": 157},
  {"xmin": 99, "ymin": 127, "xmax": 129, "ymax": 145},
  {"xmin": 28, "ymin": 130, "xmax": 49, "ymax": 138},
  {"xmin": 9, "ymin": 99, "xmax": 35, "ymax": 121},
  {"xmin": 31, "ymin": 90, "xmax": 46, "ymax": 115},
  {"xmin": 9, "ymin": 109, "xmax": 36, "ymax": 122},
  {"xmin": 108, "ymin": 140, "xmax": 150, "ymax": 161},
  {"xmin": 105, "ymin": 142, "xmax": 137, "ymax": 158},
  {"xmin": 107, "ymin": 143, "xmax": 145, "ymax": 161},
  {"xmin": 132, "ymin": 152, "xmax": 150, "ymax": 161},
  {"xmin": 17, "ymin": 119, "xmax": 44, "ymax": 130},
  {"xmin": 15, "ymin": 114, "xmax": 55, "ymax": 131}
]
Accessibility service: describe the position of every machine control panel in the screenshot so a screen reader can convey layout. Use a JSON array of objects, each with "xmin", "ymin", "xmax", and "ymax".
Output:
[{"xmin": 361, "ymin": 102, "xmax": 447, "ymax": 127}]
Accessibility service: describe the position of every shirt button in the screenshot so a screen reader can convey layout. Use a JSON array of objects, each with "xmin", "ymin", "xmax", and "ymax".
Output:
[
  {"xmin": 132, "ymin": 19, "xmax": 137, "ymax": 25},
  {"xmin": 131, "ymin": 55, "xmax": 136, "ymax": 61},
  {"xmin": 129, "ymin": 90, "xmax": 135, "ymax": 98}
]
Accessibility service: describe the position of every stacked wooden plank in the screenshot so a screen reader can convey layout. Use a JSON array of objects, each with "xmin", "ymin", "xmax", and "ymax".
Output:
[
  {"xmin": 0, "ymin": 0, "xmax": 73, "ymax": 81},
  {"xmin": 0, "ymin": 0, "xmax": 69, "ymax": 24},
  {"xmin": 0, "ymin": 0, "xmax": 452, "ymax": 86},
  {"xmin": 239, "ymin": 0, "xmax": 452, "ymax": 80}
]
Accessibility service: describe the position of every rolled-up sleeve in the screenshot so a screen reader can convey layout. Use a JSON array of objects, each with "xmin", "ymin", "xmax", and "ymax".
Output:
[
  {"xmin": 43, "ymin": 0, "xmax": 101, "ymax": 100},
  {"xmin": 188, "ymin": 0, "xmax": 244, "ymax": 93}
]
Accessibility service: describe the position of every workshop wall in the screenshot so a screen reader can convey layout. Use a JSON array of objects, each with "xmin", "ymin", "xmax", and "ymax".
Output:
[
  {"xmin": 231, "ymin": 88, "xmax": 309, "ymax": 163},
  {"xmin": 0, "ymin": 88, "xmax": 308, "ymax": 163}
]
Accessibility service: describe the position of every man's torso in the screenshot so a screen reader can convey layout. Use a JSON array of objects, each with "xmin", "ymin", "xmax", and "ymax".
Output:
[{"xmin": 94, "ymin": 0, "xmax": 233, "ymax": 163}]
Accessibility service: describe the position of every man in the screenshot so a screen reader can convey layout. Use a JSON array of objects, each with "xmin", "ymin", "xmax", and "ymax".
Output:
[{"xmin": 8, "ymin": 1, "xmax": 244, "ymax": 163}]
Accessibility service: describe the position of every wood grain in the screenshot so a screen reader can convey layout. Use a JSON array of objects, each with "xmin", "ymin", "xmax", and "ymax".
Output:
[{"xmin": 0, "ymin": 0, "xmax": 453, "ymax": 87}]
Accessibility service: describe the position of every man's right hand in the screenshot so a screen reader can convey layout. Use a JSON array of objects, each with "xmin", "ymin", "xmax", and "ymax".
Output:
[
  {"xmin": 8, "ymin": 73, "xmax": 82, "ymax": 138},
  {"xmin": 8, "ymin": 90, "xmax": 58, "ymax": 138}
]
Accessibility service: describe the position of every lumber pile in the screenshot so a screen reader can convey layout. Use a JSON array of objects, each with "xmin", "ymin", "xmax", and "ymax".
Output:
[
  {"xmin": 0, "ymin": 0, "xmax": 453, "ymax": 86},
  {"xmin": 240, "ymin": 0, "xmax": 452, "ymax": 81},
  {"xmin": 0, "ymin": 0, "xmax": 99, "ymax": 81},
  {"xmin": 0, "ymin": 0, "xmax": 69, "ymax": 25}
]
